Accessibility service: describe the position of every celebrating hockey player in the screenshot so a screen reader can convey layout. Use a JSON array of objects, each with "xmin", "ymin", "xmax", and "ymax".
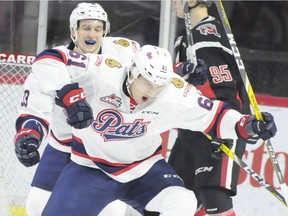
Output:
[
  {"xmin": 14, "ymin": 2, "xmax": 139, "ymax": 216},
  {"xmin": 15, "ymin": 44, "xmax": 277, "ymax": 215},
  {"xmin": 169, "ymin": 1, "xmax": 252, "ymax": 215}
]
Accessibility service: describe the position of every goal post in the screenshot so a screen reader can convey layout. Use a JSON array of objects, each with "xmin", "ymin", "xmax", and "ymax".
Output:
[{"xmin": 0, "ymin": 53, "xmax": 35, "ymax": 216}]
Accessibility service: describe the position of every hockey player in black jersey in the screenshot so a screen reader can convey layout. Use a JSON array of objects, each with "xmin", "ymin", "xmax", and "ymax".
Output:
[{"xmin": 169, "ymin": 1, "xmax": 251, "ymax": 215}]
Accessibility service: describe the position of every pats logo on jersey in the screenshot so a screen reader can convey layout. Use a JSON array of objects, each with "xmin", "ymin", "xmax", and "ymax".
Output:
[
  {"xmin": 172, "ymin": 78, "xmax": 184, "ymax": 88},
  {"xmin": 105, "ymin": 58, "xmax": 122, "ymax": 68},
  {"xmin": 113, "ymin": 39, "xmax": 130, "ymax": 47},
  {"xmin": 196, "ymin": 23, "xmax": 220, "ymax": 38},
  {"xmin": 92, "ymin": 109, "xmax": 151, "ymax": 141},
  {"xmin": 100, "ymin": 94, "xmax": 122, "ymax": 108}
]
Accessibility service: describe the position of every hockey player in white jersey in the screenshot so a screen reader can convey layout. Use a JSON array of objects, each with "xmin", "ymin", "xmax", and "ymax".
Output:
[
  {"xmin": 14, "ymin": 2, "xmax": 139, "ymax": 216},
  {"xmin": 15, "ymin": 44, "xmax": 277, "ymax": 215}
]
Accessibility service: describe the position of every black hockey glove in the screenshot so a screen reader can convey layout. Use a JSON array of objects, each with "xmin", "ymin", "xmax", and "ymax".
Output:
[
  {"xmin": 210, "ymin": 138, "xmax": 233, "ymax": 159},
  {"xmin": 14, "ymin": 128, "xmax": 41, "ymax": 167},
  {"xmin": 55, "ymin": 83, "xmax": 93, "ymax": 129},
  {"xmin": 174, "ymin": 59, "xmax": 208, "ymax": 86},
  {"xmin": 236, "ymin": 112, "xmax": 277, "ymax": 144}
]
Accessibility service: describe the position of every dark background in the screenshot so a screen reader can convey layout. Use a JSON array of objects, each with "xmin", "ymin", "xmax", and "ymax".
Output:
[{"xmin": 1, "ymin": 1, "xmax": 287, "ymax": 97}]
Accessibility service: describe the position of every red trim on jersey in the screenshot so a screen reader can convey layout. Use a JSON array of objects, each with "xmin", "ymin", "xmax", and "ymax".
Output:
[
  {"xmin": 18, "ymin": 114, "xmax": 50, "ymax": 133},
  {"xmin": 14, "ymin": 128, "xmax": 41, "ymax": 144},
  {"xmin": 73, "ymin": 135, "xmax": 84, "ymax": 144},
  {"xmin": 57, "ymin": 49, "xmax": 68, "ymax": 65},
  {"xmin": 112, "ymin": 149, "xmax": 162, "ymax": 176},
  {"xmin": 236, "ymin": 91, "xmax": 243, "ymax": 110},
  {"xmin": 216, "ymin": 108, "xmax": 230, "ymax": 138},
  {"xmin": 71, "ymin": 148, "xmax": 162, "ymax": 176},
  {"xmin": 220, "ymin": 155, "xmax": 229, "ymax": 188},
  {"xmin": 130, "ymin": 96, "xmax": 138, "ymax": 112},
  {"xmin": 34, "ymin": 54, "xmax": 64, "ymax": 64},
  {"xmin": 204, "ymin": 101, "xmax": 224, "ymax": 134},
  {"xmin": 72, "ymin": 134, "xmax": 163, "ymax": 176},
  {"xmin": 50, "ymin": 130, "xmax": 73, "ymax": 146},
  {"xmin": 196, "ymin": 81, "xmax": 216, "ymax": 99}
]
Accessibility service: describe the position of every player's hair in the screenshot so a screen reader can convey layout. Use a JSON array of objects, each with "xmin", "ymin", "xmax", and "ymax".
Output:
[{"xmin": 128, "ymin": 45, "xmax": 174, "ymax": 86}]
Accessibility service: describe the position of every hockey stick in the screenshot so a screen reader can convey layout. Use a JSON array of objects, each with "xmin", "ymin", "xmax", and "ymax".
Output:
[
  {"xmin": 183, "ymin": 1, "xmax": 197, "ymax": 67},
  {"xmin": 205, "ymin": 135, "xmax": 288, "ymax": 207},
  {"xmin": 213, "ymin": 0, "xmax": 288, "ymax": 205}
]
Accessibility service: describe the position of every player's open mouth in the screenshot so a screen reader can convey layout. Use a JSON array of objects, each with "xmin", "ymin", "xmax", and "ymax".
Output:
[
  {"xmin": 142, "ymin": 96, "xmax": 148, "ymax": 102},
  {"xmin": 85, "ymin": 40, "xmax": 96, "ymax": 45}
]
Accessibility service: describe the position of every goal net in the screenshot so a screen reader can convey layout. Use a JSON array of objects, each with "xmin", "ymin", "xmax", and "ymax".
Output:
[
  {"xmin": 0, "ymin": 53, "xmax": 141, "ymax": 216},
  {"xmin": 0, "ymin": 53, "xmax": 35, "ymax": 216}
]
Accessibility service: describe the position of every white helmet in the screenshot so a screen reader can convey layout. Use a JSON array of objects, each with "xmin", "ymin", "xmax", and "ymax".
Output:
[
  {"xmin": 69, "ymin": 2, "xmax": 110, "ymax": 34},
  {"xmin": 130, "ymin": 45, "xmax": 173, "ymax": 86}
]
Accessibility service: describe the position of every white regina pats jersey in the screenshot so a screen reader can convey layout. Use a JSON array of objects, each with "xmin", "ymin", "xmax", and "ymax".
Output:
[
  {"xmin": 17, "ymin": 37, "xmax": 140, "ymax": 153},
  {"xmin": 69, "ymin": 54, "xmax": 245, "ymax": 183}
]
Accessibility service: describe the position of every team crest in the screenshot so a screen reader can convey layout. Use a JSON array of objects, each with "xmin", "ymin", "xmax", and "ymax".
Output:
[
  {"xmin": 113, "ymin": 39, "xmax": 130, "ymax": 47},
  {"xmin": 105, "ymin": 58, "xmax": 122, "ymax": 68},
  {"xmin": 92, "ymin": 109, "xmax": 150, "ymax": 141},
  {"xmin": 100, "ymin": 94, "xmax": 122, "ymax": 108},
  {"xmin": 196, "ymin": 23, "xmax": 221, "ymax": 38},
  {"xmin": 172, "ymin": 78, "xmax": 184, "ymax": 88}
]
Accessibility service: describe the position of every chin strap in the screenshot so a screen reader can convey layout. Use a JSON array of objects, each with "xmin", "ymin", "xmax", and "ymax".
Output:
[{"xmin": 188, "ymin": 2, "xmax": 200, "ymax": 10}]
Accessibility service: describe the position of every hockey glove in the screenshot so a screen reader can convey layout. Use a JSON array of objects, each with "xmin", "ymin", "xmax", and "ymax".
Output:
[
  {"xmin": 210, "ymin": 138, "xmax": 233, "ymax": 159},
  {"xmin": 55, "ymin": 83, "xmax": 93, "ymax": 129},
  {"xmin": 174, "ymin": 59, "xmax": 208, "ymax": 86},
  {"xmin": 236, "ymin": 112, "xmax": 277, "ymax": 144},
  {"xmin": 14, "ymin": 128, "xmax": 41, "ymax": 167}
]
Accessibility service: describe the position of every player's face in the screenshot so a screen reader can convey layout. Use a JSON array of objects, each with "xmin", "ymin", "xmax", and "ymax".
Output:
[
  {"xmin": 172, "ymin": 0, "xmax": 198, "ymax": 18},
  {"xmin": 130, "ymin": 75, "xmax": 164, "ymax": 105},
  {"xmin": 74, "ymin": 19, "xmax": 104, "ymax": 54},
  {"xmin": 173, "ymin": 0, "xmax": 185, "ymax": 18}
]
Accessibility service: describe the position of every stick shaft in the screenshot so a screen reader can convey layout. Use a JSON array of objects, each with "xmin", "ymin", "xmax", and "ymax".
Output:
[
  {"xmin": 183, "ymin": 2, "xmax": 197, "ymax": 65},
  {"xmin": 213, "ymin": 0, "xmax": 288, "ymax": 205},
  {"xmin": 219, "ymin": 142, "xmax": 287, "ymax": 207}
]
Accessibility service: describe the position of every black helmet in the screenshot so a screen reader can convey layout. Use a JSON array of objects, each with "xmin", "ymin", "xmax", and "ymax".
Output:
[{"xmin": 198, "ymin": 0, "xmax": 213, "ymax": 7}]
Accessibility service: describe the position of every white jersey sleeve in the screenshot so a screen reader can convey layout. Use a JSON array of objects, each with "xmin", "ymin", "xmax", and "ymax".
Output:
[
  {"xmin": 101, "ymin": 36, "xmax": 140, "ymax": 64},
  {"xmin": 69, "ymin": 54, "xmax": 244, "ymax": 183},
  {"xmin": 48, "ymin": 38, "xmax": 140, "ymax": 152},
  {"xmin": 17, "ymin": 45, "xmax": 89, "ymax": 143}
]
